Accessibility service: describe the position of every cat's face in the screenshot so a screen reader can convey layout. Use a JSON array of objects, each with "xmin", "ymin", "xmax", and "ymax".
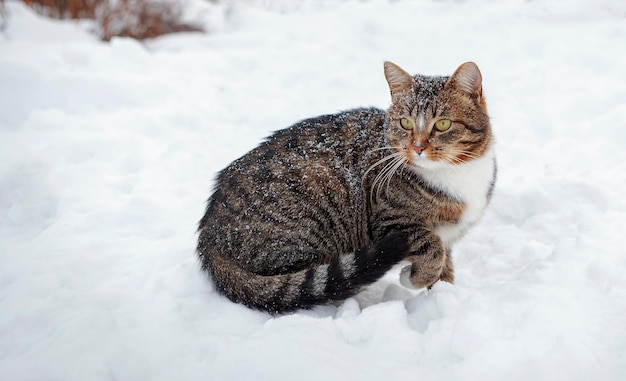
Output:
[{"xmin": 383, "ymin": 62, "xmax": 492, "ymax": 171}]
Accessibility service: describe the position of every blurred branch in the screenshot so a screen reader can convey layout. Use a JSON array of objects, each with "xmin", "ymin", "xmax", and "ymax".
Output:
[
  {"xmin": 23, "ymin": 0, "xmax": 96, "ymax": 19},
  {"xmin": 20, "ymin": 0, "xmax": 204, "ymax": 40},
  {"xmin": 97, "ymin": 0, "xmax": 203, "ymax": 41}
]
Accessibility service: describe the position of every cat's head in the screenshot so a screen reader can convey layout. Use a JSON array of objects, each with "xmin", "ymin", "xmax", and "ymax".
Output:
[{"xmin": 383, "ymin": 61, "xmax": 492, "ymax": 171}]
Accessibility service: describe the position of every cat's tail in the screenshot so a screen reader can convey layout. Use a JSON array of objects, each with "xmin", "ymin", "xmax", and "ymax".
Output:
[{"xmin": 205, "ymin": 232, "xmax": 410, "ymax": 314}]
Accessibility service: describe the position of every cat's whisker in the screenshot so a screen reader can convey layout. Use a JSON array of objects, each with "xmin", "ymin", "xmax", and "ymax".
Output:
[
  {"xmin": 448, "ymin": 157, "xmax": 468, "ymax": 167},
  {"xmin": 430, "ymin": 149, "xmax": 461, "ymax": 171},
  {"xmin": 372, "ymin": 155, "xmax": 403, "ymax": 202},
  {"xmin": 444, "ymin": 148, "xmax": 481, "ymax": 162},
  {"xmin": 383, "ymin": 156, "xmax": 407, "ymax": 198},
  {"xmin": 370, "ymin": 153, "xmax": 406, "ymax": 203},
  {"xmin": 446, "ymin": 148, "xmax": 478, "ymax": 156},
  {"xmin": 434, "ymin": 149, "xmax": 468, "ymax": 171},
  {"xmin": 433, "ymin": 149, "xmax": 481, "ymax": 167},
  {"xmin": 375, "ymin": 161, "xmax": 395, "ymax": 200},
  {"xmin": 380, "ymin": 157, "xmax": 406, "ymax": 200},
  {"xmin": 443, "ymin": 157, "xmax": 461, "ymax": 170},
  {"xmin": 443, "ymin": 154, "xmax": 463, "ymax": 164},
  {"xmin": 363, "ymin": 152, "xmax": 402, "ymax": 181},
  {"xmin": 364, "ymin": 153, "xmax": 404, "ymax": 199}
]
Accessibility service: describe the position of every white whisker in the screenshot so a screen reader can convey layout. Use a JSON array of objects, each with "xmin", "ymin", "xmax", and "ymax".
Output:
[
  {"xmin": 372, "ymin": 154, "xmax": 406, "ymax": 203},
  {"xmin": 372, "ymin": 156, "xmax": 401, "ymax": 200},
  {"xmin": 362, "ymin": 149, "xmax": 406, "ymax": 204},
  {"xmin": 383, "ymin": 157, "xmax": 406, "ymax": 197},
  {"xmin": 444, "ymin": 148, "xmax": 481, "ymax": 162},
  {"xmin": 363, "ymin": 152, "xmax": 401, "ymax": 181}
]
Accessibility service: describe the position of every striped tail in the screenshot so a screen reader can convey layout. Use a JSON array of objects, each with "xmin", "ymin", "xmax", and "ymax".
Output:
[{"xmin": 205, "ymin": 232, "xmax": 410, "ymax": 314}]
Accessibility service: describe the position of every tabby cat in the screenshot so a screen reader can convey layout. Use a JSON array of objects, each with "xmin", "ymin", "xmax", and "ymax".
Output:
[{"xmin": 197, "ymin": 61, "xmax": 496, "ymax": 314}]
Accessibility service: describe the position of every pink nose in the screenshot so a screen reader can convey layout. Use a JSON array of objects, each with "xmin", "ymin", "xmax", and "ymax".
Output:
[{"xmin": 413, "ymin": 145, "xmax": 425, "ymax": 154}]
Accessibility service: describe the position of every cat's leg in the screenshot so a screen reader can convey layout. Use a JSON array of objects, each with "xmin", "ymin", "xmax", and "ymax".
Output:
[
  {"xmin": 398, "ymin": 230, "xmax": 449, "ymax": 289},
  {"xmin": 439, "ymin": 251, "xmax": 455, "ymax": 283}
]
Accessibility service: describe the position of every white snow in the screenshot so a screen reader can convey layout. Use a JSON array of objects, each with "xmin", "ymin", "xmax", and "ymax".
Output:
[{"xmin": 1, "ymin": 0, "xmax": 626, "ymax": 380}]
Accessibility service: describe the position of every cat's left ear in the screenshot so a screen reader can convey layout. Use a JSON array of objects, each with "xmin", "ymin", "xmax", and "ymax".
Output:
[
  {"xmin": 448, "ymin": 62, "xmax": 483, "ymax": 101},
  {"xmin": 384, "ymin": 61, "xmax": 413, "ymax": 94}
]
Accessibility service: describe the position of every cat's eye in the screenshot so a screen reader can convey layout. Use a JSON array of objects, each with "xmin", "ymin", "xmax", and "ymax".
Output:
[
  {"xmin": 434, "ymin": 119, "xmax": 452, "ymax": 132},
  {"xmin": 400, "ymin": 118, "xmax": 414, "ymax": 130}
]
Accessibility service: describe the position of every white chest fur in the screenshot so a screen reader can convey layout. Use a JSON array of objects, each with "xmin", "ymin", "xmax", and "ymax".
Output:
[{"xmin": 416, "ymin": 148, "xmax": 496, "ymax": 247}]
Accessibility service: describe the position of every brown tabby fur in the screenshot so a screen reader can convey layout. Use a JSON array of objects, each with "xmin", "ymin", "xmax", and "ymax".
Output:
[{"xmin": 197, "ymin": 62, "xmax": 496, "ymax": 314}]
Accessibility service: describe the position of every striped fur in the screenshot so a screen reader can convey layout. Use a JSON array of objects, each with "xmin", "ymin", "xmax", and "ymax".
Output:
[
  {"xmin": 205, "ymin": 232, "xmax": 409, "ymax": 313},
  {"xmin": 197, "ymin": 62, "xmax": 496, "ymax": 313}
]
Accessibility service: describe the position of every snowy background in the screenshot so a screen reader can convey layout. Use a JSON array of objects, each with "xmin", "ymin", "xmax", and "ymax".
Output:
[{"xmin": 1, "ymin": 0, "xmax": 626, "ymax": 379}]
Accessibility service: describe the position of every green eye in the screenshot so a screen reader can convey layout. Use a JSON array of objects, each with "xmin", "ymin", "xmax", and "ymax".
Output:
[
  {"xmin": 434, "ymin": 119, "xmax": 452, "ymax": 132},
  {"xmin": 400, "ymin": 118, "xmax": 414, "ymax": 130}
]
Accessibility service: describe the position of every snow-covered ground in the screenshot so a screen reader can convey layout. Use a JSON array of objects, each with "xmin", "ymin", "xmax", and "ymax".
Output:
[{"xmin": 1, "ymin": 0, "xmax": 625, "ymax": 379}]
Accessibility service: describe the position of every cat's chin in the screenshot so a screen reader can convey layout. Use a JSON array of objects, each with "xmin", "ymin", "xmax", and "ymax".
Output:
[{"xmin": 407, "ymin": 158, "xmax": 443, "ymax": 171}]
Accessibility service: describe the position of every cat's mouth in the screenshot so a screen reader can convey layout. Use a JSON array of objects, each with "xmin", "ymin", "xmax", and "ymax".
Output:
[{"xmin": 406, "ymin": 145, "xmax": 436, "ymax": 169}]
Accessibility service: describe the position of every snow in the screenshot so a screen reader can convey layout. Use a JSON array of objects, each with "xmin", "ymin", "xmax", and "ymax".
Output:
[{"xmin": 1, "ymin": 0, "xmax": 625, "ymax": 380}]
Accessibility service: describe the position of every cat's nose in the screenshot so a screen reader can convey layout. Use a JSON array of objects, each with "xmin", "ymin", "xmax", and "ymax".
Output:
[{"xmin": 413, "ymin": 145, "xmax": 426, "ymax": 155}]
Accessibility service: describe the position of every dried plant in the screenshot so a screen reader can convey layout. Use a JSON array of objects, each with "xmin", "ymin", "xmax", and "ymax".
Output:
[{"xmin": 21, "ymin": 0, "xmax": 203, "ymax": 40}]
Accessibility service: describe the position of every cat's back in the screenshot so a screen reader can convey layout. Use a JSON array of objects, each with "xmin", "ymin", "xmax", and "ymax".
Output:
[
  {"xmin": 198, "ymin": 107, "xmax": 386, "ymax": 271},
  {"xmin": 216, "ymin": 107, "xmax": 385, "ymax": 189},
  {"xmin": 256, "ymin": 107, "xmax": 385, "ymax": 165}
]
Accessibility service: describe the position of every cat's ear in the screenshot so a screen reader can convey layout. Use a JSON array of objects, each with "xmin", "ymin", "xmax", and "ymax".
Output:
[
  {"xmin": 448, "ymin": 62, "xmax": 483, "ymax": 100},
  {"xmin": 384, "ymin": 61, "xmax": 413, "ymax": 94}
]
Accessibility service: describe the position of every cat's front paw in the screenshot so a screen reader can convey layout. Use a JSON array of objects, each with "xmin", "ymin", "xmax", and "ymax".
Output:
[{"xmin": 399, "ymin": 263, "xmax": 441, "ymax": 289}]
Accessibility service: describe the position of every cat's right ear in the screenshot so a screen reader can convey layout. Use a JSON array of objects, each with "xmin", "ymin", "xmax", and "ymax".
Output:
[
  {"xmin": 384, "ymin": 61, "xmax": 413, "ymax": 94},
  {"xmin": 448, "ymin": 62, "xmax": 483, "ymax": 100}
]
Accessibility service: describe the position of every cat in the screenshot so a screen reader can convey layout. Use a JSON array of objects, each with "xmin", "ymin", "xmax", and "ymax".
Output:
[{"xmin": 197, "ymin": 61, "xmax": 496, "ymax": 314}]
